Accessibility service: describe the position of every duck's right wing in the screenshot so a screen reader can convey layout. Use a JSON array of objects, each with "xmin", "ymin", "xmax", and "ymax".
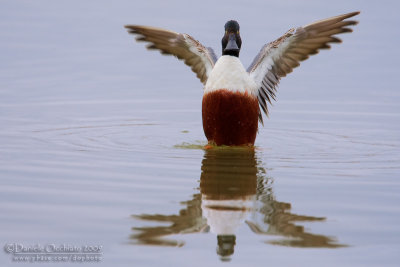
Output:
[
  {"xmin": 247, "ymin": 11, "xmax": 360, "ymax": 122},
  {"xmin": 125, "ymin": 25, "xmax": 218, "ymax": 85}
]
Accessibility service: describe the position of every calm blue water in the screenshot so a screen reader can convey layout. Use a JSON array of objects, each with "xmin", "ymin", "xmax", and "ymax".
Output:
[{"xmin": 1, "ymin": 0, "xmax": 400, "ymax": 266}]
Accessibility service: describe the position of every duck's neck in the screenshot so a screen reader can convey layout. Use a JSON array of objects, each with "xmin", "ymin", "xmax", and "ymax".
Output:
[{"xmin": 222, "ymin": 50, "xmax": 239, "ymax": 57}]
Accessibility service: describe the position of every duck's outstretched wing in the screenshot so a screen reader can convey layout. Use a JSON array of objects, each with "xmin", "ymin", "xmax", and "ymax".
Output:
[
  {"xmin": 125, "ymin": 25, "xmax": 218, "ymax": 85},
  {"xmin": 247, "ymin": 11, "xmax": 360, "ymax": 123}
]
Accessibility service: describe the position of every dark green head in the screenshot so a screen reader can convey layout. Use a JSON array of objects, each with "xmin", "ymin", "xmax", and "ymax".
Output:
[{"xmin": 222, "ymin": 20, "xmax": 241, "ymax": 57}]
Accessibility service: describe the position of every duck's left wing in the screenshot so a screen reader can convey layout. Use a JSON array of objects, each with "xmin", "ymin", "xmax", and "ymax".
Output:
[
  {"xmin": 247, "ymin": 11, "xmax": 360, "ymax": 122},
  {"xmin": 125, "ymin": 25, "xmax": 217, "ymax": 85}
]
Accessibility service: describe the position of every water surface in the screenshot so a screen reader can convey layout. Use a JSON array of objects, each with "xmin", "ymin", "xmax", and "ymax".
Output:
[{"xmin": 1, "ymin": 0, "xmax": 400, "ymax": 266}]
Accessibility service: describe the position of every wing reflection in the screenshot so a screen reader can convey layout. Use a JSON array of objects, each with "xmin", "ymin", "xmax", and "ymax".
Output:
[
  {"xmin": 130, "ymin": 194, "xmax": 206, "ymax": 247},
  {"xmin": 130, "ymin": 147, "xmax": 345, "ymax": 256}
]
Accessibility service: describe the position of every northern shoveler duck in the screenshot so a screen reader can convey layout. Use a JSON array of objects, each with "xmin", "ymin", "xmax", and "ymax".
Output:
[{"xmin": 125, "ymin": 11, "xmax": 360, "ymax": 146}]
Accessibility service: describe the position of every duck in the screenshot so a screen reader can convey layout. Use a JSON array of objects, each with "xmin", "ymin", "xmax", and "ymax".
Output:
[{"xmin": 125, "ymin": 11, "xmax": 360, "ymax": 146}]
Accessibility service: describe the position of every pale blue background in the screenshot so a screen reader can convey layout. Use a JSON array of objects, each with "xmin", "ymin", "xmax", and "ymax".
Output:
[{"xmin": 1, "ymin": 1, "xmax": 399, "ymax": 266}]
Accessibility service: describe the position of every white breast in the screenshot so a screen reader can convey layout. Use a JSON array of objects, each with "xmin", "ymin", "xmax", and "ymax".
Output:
[{"xmin": 205, "ymin": 56, "xmax": 258, "ymax": 95}]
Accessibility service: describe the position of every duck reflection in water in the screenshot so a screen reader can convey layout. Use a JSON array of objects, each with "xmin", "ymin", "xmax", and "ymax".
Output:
[{"xmin": 130, "ymin": 148, "xmax": 345, "ymax": 259}]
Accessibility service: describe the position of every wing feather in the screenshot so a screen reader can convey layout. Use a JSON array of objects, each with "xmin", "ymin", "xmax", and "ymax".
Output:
[
  {"xmin": 248, "ymin": 11, "xmax": 360, "ymax": 120},
  {"xmin": 125, "ymin": 25, "xmax": 217, "ymax": 85}
]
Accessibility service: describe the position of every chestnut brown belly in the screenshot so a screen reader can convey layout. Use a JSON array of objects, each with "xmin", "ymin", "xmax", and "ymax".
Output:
[{"xmin": 202, "ymin": 89, "xmax": 259, "ymax": 146}]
